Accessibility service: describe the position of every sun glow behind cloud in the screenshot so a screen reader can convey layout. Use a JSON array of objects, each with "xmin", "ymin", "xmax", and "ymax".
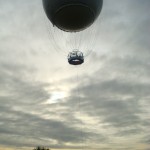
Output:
[{"xmin": 45, "ymin": 91, "xmax": 67, "ymax": 104}]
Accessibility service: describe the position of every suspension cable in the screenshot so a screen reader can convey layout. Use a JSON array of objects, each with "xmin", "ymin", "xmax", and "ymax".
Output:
[{"xmin": 75, "ymin": 66, "xmax": 86, "ymax": 150}]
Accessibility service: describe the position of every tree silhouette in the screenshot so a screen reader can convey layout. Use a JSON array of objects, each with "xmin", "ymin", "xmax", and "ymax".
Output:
[{"xmin": 33, "ymin": 146, "xmax": 50, "ymax": 150}]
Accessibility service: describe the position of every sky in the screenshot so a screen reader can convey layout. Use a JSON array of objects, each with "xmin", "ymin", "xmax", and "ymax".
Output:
[{"xmin": 0, "ymin": 0, "xmax": 150, "ymax": 150}]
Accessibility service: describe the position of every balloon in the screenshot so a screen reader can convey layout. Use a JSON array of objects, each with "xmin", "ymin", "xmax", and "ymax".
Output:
[{"xmin": 42, "ymin": 0, "xmax": 103, "ymax": 32}]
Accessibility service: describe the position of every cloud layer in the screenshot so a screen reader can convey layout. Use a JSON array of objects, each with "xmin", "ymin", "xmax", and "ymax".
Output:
[{"xmin": 0, "ymin": 0, "xmax": 150, "ymax": 150}]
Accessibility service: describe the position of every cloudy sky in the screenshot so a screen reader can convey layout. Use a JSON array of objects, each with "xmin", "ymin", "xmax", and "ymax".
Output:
[{"xmin": 0, "ymin": 0, "xmax": 150, "ymax": 150}]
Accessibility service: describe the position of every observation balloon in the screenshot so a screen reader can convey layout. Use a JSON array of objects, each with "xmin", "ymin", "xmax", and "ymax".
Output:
[{"xmin": 42, "ymin": 0, "xmax": 103, "ymax": 32}]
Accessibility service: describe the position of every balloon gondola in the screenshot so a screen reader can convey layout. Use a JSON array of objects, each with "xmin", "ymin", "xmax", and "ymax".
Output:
[{"xmin": 68, "ymin": 50, "xmax": 84, "ymax": 65}]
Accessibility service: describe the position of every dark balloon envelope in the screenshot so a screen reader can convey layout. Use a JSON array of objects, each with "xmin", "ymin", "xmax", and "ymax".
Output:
[{"xmin": 42, "ymin": 0, "xmax": 103, "ymax": 32}]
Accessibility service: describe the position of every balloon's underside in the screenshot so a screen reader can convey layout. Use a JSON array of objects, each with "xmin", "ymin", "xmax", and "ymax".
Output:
[{"xmin": 54, "ymin": 4, "xmax": 94, "ymax": 32}]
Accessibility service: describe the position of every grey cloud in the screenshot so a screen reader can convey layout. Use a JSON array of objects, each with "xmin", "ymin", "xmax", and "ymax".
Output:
[
  {"xmin": 67, "ymin": 69, "xmax": 148, "ymax": 131},
  {"xmin": 0, "ymin": 108, "xmax": 101, "ymax": 147},
  {"xmin": 114, "ymin": 128, "xmax": 143, "ymax": 137},
  {"xmin": 0, "ymin": 62, "xmax": 102, "ymax": 148},
  {"xmin": 0, "ymin": 63, "xmax": 49, "ymax": 106},
  {"xmin": 141, "ymin": 135, "xmax": 150, "ymax": 144},
  {"xmin": 79, "ymin": 78, "xmax": 150, "ymax": 99}
]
